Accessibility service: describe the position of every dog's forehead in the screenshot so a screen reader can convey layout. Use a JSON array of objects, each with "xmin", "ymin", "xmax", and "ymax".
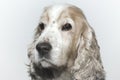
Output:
[
  {"xmin": 48, "ymin": 5, "xmax": 69, "ymax": 22},
  {"xmin": 41, "ymin": 4, "xmax": 85, "ymax": 23},
  {"xmin": 41, "ymin": 4, "xmax": 71, "ymax": 23}
]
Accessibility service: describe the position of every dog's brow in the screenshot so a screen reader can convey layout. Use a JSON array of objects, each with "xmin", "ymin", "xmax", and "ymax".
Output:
[
  {"xmin": 40, "ymin": 9, "xmax": 50, "ymax": 22},
  {"xmin": 57, "ymin": 10, "xmax": 66, "ymax": 22}
]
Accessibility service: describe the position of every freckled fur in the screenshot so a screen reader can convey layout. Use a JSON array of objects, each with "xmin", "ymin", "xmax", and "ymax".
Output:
[{"xmin": 28, "ymin": 4, "xmax": 105, "ymax": 80}]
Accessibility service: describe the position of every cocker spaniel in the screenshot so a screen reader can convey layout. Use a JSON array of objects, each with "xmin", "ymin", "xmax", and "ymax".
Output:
[{"xmin": 28, "ymin": 4, "xmax": 105, "ymax": 80}]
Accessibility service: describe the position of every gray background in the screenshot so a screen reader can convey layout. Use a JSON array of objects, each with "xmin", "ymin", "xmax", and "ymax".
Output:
[{"xmin": 0, "ymin": 0, "xmax": 120, "ymax": 80}]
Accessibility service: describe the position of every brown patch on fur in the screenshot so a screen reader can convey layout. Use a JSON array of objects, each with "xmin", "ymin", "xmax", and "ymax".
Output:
[
  {"xmin": 40, "ymin": 7, "xmax": 50, "ymax": 23},
  {"xmin": 55, "ymin": 6, "xmax": 87, "ymax": 68}
]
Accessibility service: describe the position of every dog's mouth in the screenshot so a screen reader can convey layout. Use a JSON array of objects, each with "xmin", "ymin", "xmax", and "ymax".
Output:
[
  {"xmin": 32, "ymin": 63, "xmax": 66, "ymax": 79},
  {"xmin": 38, "ymin": 58, "xmax": 56, "ymax": 68}
]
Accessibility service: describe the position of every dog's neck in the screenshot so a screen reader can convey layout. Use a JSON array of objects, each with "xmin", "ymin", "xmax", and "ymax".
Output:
[{"xmin": 30, "ymin": 63, "xmax": 73, "ymax": 80}]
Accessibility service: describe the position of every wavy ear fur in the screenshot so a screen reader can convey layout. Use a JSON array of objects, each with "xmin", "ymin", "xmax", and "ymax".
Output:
[
  {"xmin": 72, "ymin": 20, "xmax": 105, "ymax": 80},
  {"xmin": 27, "ymin": 24, "xmax": 43, "ymax": 80}
]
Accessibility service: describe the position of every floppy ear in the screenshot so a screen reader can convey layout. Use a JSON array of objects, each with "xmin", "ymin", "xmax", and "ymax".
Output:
[
  {"xmin": 27, "ymin": 6, "xmax": 49, "ymax": 79},
  {"xmin": 71, "ymin": 19, "xmax": 105, "ymax": 80},
  {"xmin": 27, "ymin": 24, "xmax": 43, "ymax": 80}
]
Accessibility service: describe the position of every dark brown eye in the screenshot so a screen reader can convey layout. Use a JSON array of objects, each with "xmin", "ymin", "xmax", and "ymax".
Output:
[
  {"xmin": 39, "ymin": 23, "xmax": 45, "ymax": 30},
  {"xmin": 62, "ymin": 23, "xmax": 72, "ymax": 31}
]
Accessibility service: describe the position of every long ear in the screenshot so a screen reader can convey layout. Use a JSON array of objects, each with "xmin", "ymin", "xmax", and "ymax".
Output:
[
  {"xmin": 72, "ymin": 20, "xmax": 105, "ymax": 80},
  {"xmin": 27, "ymin": 7, "xmax": 49, "ymax": 80},
  {"xmin": 27, "ymin": 24, "xmax": 43, "ymax": 80}
]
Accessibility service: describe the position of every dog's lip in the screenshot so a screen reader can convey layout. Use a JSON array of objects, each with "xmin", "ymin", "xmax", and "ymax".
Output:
[
  {"xmin": 39, "ymin": 58, "xmax": 57, "ymax": 67},
  {"xmin": 40, "ymin": 58, "xmax": 51, "ymax": 64},
  {"xmin": 40, "ymin": 57, "xmax": 49, "ymax": 61},
  {"xmin": 41, "ymin": 59, "xmax": 48, "ymax": 62}
]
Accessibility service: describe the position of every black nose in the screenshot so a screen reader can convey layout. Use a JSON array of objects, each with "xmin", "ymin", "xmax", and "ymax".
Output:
[{"xmin": 36, "ymin": 42, "xmax": 52, "ymax": 56}]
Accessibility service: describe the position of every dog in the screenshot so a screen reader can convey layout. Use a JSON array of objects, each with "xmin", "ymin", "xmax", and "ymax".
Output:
[{"xmin": 28, "ymin": 4, "xmax": 105, "ymax": 80}]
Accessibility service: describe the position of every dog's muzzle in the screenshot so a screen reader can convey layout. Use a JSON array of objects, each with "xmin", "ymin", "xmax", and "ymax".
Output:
[{"xmin": 36, "ymin": 42, "xmax": 52, "ymax": 57}]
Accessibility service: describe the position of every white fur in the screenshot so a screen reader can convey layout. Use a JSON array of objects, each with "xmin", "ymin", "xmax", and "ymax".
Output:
[
  {"xmin": 32, "ymin": 5, "xmax": 75, "ymax": 67},
  {"xmin": 28, "ymin": 4, "xmax": 105, "ymax": 80}
]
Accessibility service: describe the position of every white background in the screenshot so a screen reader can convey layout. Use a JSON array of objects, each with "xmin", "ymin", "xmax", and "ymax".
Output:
[{"xmin": 0, "ymin": 0, "xmax": 120, "ymax": 80}]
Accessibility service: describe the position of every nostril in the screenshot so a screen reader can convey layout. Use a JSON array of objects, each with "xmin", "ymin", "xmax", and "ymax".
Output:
[
  {"xmin": 39, "ymin": 44, "xmax": 51, "ymax": 52},
  {"xmin": 36, "ymin": 43, "xmax": 41, "ymax": 51},
  {"xmin": 36, "ymin": 42, "xmax": 52, "ymax": 55}
]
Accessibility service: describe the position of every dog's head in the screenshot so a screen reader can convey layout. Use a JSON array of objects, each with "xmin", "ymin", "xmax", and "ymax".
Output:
[
  {"xmin": 28, "ymin": 4, "xmax": 105, "ymax": 80},
  {"xmin": 28, "ymin": 4, "xmax": 100, "ymax": 69}
]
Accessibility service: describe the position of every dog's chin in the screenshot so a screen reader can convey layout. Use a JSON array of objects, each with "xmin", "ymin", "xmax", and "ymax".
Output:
[{"xmin": 40, "ymin": 60, "xmax": 52, "ymax": 68}]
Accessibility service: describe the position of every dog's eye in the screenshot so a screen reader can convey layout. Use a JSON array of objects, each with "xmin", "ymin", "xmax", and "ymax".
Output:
[
  {"xmin": 62, "ymin": 23, "xmax": 72, "ymax": 31},
  {"xmin": 39, "ymin": 23, "xmax": 45, "ymax": 30}
]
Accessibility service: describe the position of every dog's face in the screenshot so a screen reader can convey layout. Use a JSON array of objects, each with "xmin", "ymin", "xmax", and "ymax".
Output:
[
  {"xmin": 28, "ymin": 5, "xmax": 85, "ymax": 68},
  {"xmin": 28, "ymin": 4, "xmax": 105, "ymax": 80}
]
